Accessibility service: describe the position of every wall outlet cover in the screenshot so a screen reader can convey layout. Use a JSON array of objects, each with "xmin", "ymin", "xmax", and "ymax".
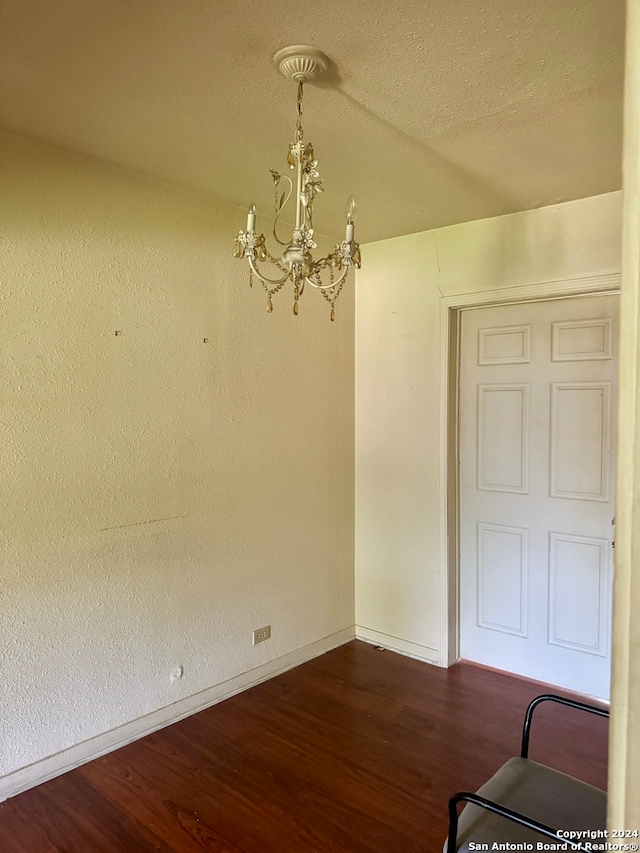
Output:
[{"xmin": 252, "ymin": 626, "xmax": 271, "ymax": 645}]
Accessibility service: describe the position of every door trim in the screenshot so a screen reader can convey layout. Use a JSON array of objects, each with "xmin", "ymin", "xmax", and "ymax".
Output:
[{"xmin": 437, "ymin": 272, "xmax": 622, "ymax": 667}]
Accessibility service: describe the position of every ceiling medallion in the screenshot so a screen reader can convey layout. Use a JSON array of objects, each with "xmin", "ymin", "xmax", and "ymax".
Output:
[{"xmin": 233, "ymin": 45, "xmax": 360, "ymax": 322}]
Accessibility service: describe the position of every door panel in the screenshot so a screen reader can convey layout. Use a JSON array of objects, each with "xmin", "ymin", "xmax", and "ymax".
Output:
[
  {"xmin": 478, "ymin": 385, "xmax": 529, "ymax": 493},
  {"xmin": 548, "ymin": 532, "xmax": 608, "ymax": 655},
  {"xmin": 458, "ymin": 294, "xmax": 618, "ymax": 699},
  {"xmin": 477, "ymin": 522, "xmax": 528, "ymax": 636},
  {"xmin": 550, "ymin": 382, "xmax": 611, "ymax": 500}
]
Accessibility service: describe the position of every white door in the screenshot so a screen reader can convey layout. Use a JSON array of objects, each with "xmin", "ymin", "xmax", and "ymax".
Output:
[{"xmin": 459, "ymin": 294, "xmax": 618, "ymax": 700}]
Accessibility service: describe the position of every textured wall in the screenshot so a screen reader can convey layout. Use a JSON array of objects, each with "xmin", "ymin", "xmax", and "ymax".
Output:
[
  {"xmin": 608, "ymin": 0, "xmax": 640, "ymax": 829},
  {"xmin": 0, "ymin": 131, "xmax": 354, "ymax": 777},
  {"xmin": 355, "ymin": 192, "xmax": 622, "ymax": 658}
]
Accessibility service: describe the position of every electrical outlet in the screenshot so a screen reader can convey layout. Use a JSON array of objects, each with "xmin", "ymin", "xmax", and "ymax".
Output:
[{"xmin": 252, "ymin": 625, "xmax": 271, "ymax": 645}]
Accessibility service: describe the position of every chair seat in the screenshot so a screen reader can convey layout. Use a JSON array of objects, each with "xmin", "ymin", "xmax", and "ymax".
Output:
[{"xmin": 452, "ymin": 757, "xmax": 606, "ymax": 852}]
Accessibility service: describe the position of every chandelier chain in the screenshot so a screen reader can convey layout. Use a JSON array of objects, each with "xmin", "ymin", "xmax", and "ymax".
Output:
[
  {"xmin": 266, "ymin": 249, "xmax": 289, "ymax": 273},
  {"xmin": 295, "ymin": 82, "xmax": 304, "ymax": 141}
]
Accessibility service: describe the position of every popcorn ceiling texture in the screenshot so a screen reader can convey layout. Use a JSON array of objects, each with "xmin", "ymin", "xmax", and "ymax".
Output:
[
  {"xmin": 0, "ymin": 0, "xmax": 625, "ymax": 243},
  {"xmin": 0, "ymin": 130, "xmax": 354, "ymax": 776}
]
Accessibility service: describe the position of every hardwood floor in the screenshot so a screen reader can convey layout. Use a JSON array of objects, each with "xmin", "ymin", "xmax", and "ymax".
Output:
[{"xmin": 0, "ymin": 640, "xmax": 608, "ymax": 852}]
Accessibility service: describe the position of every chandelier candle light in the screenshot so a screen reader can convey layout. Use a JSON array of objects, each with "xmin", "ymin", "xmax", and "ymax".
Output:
[{"xmin": 233, "ymin": 46, "xmax": 361, "ymax": 321}]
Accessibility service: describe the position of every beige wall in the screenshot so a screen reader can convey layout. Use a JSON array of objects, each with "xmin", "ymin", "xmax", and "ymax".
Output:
[
  {"xmin": 608, "ymin": 0, "xmax": 640, "ymax": 830},
  {"xmin": 0, "ymin": 131, "xmax": 354, "ymax": 785},
  {"xmin": 2, "ymin": 121, "xmax": 632, "ymax": 811},
  {"xmin": 355, "ymin": 192, "xmax": 622, "ymax": 661}
]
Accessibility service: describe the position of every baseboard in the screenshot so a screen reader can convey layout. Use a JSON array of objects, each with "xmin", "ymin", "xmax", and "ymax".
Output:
[
  {"xmin": 355, "ymin": 625, "xmax": 439, "ymax": 665},
  {"xmin": 0, "ymin": 626, "xmax": 356, "ymax": 803}
]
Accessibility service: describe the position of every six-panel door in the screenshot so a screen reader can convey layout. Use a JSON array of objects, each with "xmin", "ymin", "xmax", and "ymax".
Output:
[{"xmin": 458, "ymin": 294, "xmax": 618, "ymax": 700}]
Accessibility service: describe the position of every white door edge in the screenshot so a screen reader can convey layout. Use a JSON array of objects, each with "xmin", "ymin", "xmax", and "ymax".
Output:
[{"xmin": 437, "ymin": 272, "xmax": 621, "ymax": 669}]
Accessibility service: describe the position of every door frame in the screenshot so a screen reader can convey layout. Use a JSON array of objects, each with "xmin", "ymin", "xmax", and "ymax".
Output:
[{"xmin": 437, "ymin": 272, "xmax": 621, "ymax": 668}]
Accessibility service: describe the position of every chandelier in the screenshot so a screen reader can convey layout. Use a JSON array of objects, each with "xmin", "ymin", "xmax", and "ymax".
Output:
[{"xmin": 233, "ymin": 46, "xmax": 361, "ymax": 322}]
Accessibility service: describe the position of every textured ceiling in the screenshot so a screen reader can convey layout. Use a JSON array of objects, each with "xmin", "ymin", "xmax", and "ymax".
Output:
[{"xmin": 0, "ymin": 0, "xmax": 625, "ymax": 243}]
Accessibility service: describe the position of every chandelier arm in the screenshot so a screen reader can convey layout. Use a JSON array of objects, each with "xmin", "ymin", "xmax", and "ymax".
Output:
[
  {"xmin": 248, "ymin": 255, "xmax": 291, "ymax": 286},
  {"xmin": 272, "ymin": 174, "xmax": 294, "ymax": 246},
  {"xmin": 304, "ymin": 265, "xmax": 349, "ymax": 290}
]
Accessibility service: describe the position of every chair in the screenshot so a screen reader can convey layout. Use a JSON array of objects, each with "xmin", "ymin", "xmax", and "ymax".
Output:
[{"xmin": 445, "ymin": 694, "xmax": 608, "ymax": 853}]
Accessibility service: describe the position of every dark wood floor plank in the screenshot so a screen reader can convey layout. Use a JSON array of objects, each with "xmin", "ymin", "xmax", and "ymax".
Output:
[
  {"xmin": 162, "ymin": 717, "xmax": 425, "ymax": 852},
  {"xmin": 82, "ymin": 741, "xmax": 322, "ymax": 853},
  {"xmin": 0, "ymin": 641, "xmax": 608, "ymax": 852},
  {"xmin": 79, "ymin": 749, "xmax": 249, "ymax": 852}
]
